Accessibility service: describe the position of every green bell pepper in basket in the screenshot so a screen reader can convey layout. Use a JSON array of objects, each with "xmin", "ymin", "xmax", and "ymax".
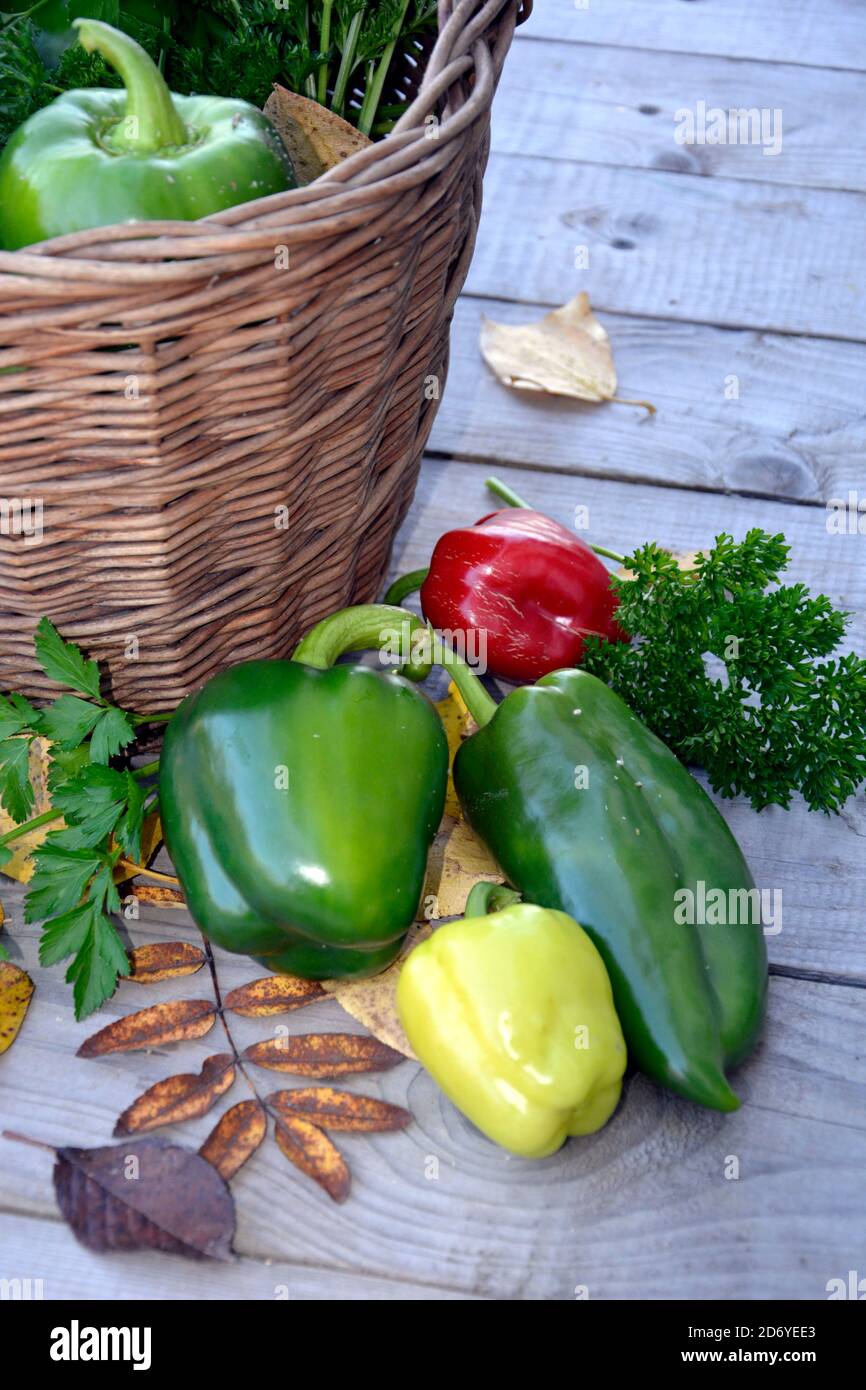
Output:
[
  {"xmin": 0, "ymin": 19, "xmax": 295, "ymax": 251},
  {"xmin": 448, "ymin": 662, "xmax": 768, "ymax": 1113},
  {"xmin": 160, "ymin": 607, "xmax": 448, "ymax": 980}
]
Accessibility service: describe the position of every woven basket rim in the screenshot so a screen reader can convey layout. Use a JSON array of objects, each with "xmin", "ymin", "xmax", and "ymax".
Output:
[{"xmin": 0, "ymin": 0, "xmax": 531, "ymax": 274}]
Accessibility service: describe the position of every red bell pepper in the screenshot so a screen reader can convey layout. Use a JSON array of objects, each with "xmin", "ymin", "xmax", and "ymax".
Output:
[{"xmin": 386, "ymin": 479, "xmax": 626, "ymax": 684}]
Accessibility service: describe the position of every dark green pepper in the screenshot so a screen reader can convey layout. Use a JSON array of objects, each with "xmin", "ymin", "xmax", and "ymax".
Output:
[
  {"xmin": 160, "ymin": 607, "xmax": 448, "ymax": 980},
  {"xmin": 0, "ymin": 19, "xmax": 295, "ymax": 251},
  {"xmin": 450, "ymin": 665, "xmax": 768, "ymax": 1112}
]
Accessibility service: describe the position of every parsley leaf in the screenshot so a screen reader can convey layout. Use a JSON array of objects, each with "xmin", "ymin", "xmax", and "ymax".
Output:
[
  {"xmin": 0, "ymin": 737, "xmax": 35, "ymax": 823},
  {"xmin": 582, "ymin": 530, "xmax": 866, "ymax": 813},
  {"xmin": 89, "ymin": 705, "xmax": 136, "ymax": 764},
  {"xmin": 34, "ymin": 618, "xmax": 101, "ymax": 699},
  {"xmin": 40, "ymin": 695, "xmax": 104, "ymax": 750}
]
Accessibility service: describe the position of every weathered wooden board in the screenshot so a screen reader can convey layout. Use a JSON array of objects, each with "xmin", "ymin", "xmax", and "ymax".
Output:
[
  {"xmin": 495, "ymin": 38, "xmax": 866, "ymax": 192},
  {"xmin": 523, "ymin": 0, "xmax": 866, "ymax": 70},
  {"xmin": 469, "ymin": 154, "xmax": 866, "ymax": 341},
  {"xmin": 0, "ymin": 1215, "xmax": 475, "ymax": 1301},
  {"xmin": 429, "ymin": 296, "xmax": 866, "ymax": 502},
  {"xmin": 0, "ymin": 892, "xmax": 863, "ymax": 1301}
]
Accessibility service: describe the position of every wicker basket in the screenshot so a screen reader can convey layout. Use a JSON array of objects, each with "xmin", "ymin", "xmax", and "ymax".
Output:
[{"xmin": 0, "ymin": 0, "xmax": 530, "ymax": 711}]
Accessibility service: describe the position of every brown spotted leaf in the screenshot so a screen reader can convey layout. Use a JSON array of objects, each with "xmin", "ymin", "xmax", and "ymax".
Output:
[
  {"xmin": 273, "ymin": 1112, "xmax": 350, "ymax": 1203},
  {"xmin": 77, "ymin": 999, "xmax": 216, "ymax": 1058},
  {"xmin": 124, "ymin": 941, "xmax": 205, "ymax": 984},
  {"xmin": 224, "ymin": 974, "xmax": 325, "ymax": 1017},
  {"xmin": 54, "ymin": 1139, "xmax": 234, "ymax": 1260},
  {"xmin": 130, "ymin": 885, "xmax": 186, "ymax": 909},
  {"xmin": 0, "ymin": 960, "xmax": 34, "ymax": 1055},
  {"xmin": 268, "ymin": 1087, "xmax": 411, "ymax": 1133},
  {"xmin": 245, "ymin": 1032, "xmax": 404, "ymax": 1079},
  {"xmin": 199, "ymin": 1101, "xmax": 267, "ymax": 1182},
  {"xmin": 114, "ymin": 1054, "xmax": 236, "ymax": 1137}
]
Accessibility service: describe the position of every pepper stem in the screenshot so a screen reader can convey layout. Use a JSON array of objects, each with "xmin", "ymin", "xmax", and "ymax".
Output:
[
  {"xmin": 383, "ymin": 568, "xmax": 429, "ymax": 606},
  {"xmin": 485, "ymin": 475, "xmax": 626, "ymax": 566},
  {"xmin": 73, "ymin": 18, "xmax": 188, "ymax": 153},
  {"xmin": 464, "ymin": 881, "xmax": 522, "ymax": 919},
  {"xmin": 291, "ymin": 604, "xmax": 499, "ymax": 729}
]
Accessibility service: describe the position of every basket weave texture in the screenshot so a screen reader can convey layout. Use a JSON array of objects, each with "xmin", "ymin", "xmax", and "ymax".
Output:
[{"xmin": 0, "ymin": 0, "xmax": 530, "ymax": 711}]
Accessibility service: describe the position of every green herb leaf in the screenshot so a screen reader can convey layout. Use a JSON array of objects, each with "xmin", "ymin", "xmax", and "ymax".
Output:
[
  {"xmin": 34, "ymin": 618, "xmax": 101, "ymax": 700},
  {"xmin": 0, "ymin": 693, "xmax": 32, "ymax": 741},
  {"xmin": 582, "ymin": 530, "xmax": 866, "ymax": 814},
  {"xmin": 39, "ymin": 901, "xmax": 95, "ymax": 968},
  {"xmin": 51, "ymin": 766, "xmax": 129, "ymax": 846},
  {"xmin": 0, "ymin": 737, "xmax": 35, "ymax": 824},
  {"xmin": 89, "ymin": 705, "xmax": 136, "ymax": 764},
  {"xmin": 25, "ymin": 843, "xmax": 105, "ymax": 923},
  {"xmin": 114, "ymin": 771, "xmax": 145, "ymax": 863},
  {"xmin": 66, "ymin": 908, "xmax": 130, "ymax": 1020},
  {"xmin": 40, "ymin": 695, "xmax": 104, "ymax": 750}
]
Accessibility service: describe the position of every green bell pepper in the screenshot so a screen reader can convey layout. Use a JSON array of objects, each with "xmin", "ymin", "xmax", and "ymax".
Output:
[
  {"xmin": 398, "ymin": 882, "xmax": 627, "ymax": 1157},
  {"xmin": 0, "ymin": 19, "xmax": 295, "ymax": 251},
  {"xmin": 160, "ymin": 607, "xmax": 448, "ymax": 979},
  {"xmin": 449, "ymin": 664, "xmax": 768, "ymax": 1112}
]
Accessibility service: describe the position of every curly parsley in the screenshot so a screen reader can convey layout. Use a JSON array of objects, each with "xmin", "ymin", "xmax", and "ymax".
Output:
[{"xmin": 582, "ymin": 531, "xmax": 866, "ymax": 814}]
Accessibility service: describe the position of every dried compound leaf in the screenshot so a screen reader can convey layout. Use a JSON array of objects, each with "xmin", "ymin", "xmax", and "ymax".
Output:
[
  {"xmin": 481, "ymin": 292, "xmax": 617, "ymax": 402},
  {"xmin": 245, "ymin": 1032, "xmax": 404, "ymax": 1078},
  {"xmin": 269, "ymin": 1088, "xmax": 411, "ymax": 1134},
  {"xmin": 224, "ymin": 974, "xmax": 325, "ymax": 1017},
  {"xmin": 77, "ymin": 999, "xmax": 216, "ymax": 1058},
  {"xmin": 54, "ymin": 1139, "xmax": 234, "ymax": 1261},
  {"xmin": 273, "ymin": 1112, "xmax": 350, "ymax": 1203},
  {"xmin": 200, "ymin": 1101, "xmax": 267, "ymax": 1182},
  {"xmin": 0, "ymin": 960, "xmax": 34, "ymax": 1054},
  {"xmin": 114, "ymin": 1054, "xmax": 235, "ymax": 1136},
  {"xmin": 124, "ymin": 941, "xmax": 205, "ymax": 984},
  {"xmin": 264, "ymin": 86, "xmax": 372, "ymax": 184}
]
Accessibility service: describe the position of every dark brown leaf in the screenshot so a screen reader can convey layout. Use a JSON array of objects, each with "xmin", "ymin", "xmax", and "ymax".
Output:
[
  {"xmin": 124, "ymin": 941, "xmax": 205, "ymax": 984},
  {"xmin": 245, "ymin": 1032, "xmax": 404, "ymax": 1078},
  {"xmin": 273, "ymin": 1113, "xmax": 350, "ymax": 1203},
  {"xmin": 268, "ymin": 1087, "xmax": 411, "ymax": 1133},
  {"xmin": 199, "ymin": 1101, "xmax": 267, "ymax": 1181},
  {"xmin": 53, "ymin": 1139, "xmax": 234, "ymax": 1261},
  {"xmin": 77, "ymin": 999, "xmax": 216, "ymax": 1058},
  {"xmin": 224, "ymin": 974, "xmax": 325, "ymax": 1017},
  {"xmin": 114, "ymin": 1054, "xmax": 235, "ymax": 1137}
]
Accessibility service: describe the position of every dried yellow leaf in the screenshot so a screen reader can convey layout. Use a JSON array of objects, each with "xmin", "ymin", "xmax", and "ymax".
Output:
[
  {"xmin": 481, "ymin": 292, "xmax": 616, "ymax": 400},
  {"xmin": 0, "ymin": 960, "xmax": 34, "ymax": 1055},
  {"xmin": 264, "ymin": 86, "xmax": 372, "ymax": 184},
  {"xmin": 481, "ymin": 293, "xmax": 655, "ymax": 413}
]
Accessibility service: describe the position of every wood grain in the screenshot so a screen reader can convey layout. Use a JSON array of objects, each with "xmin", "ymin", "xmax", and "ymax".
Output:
[
  {"xmin": 468, "ymin": 154, "xmax": 866, "ymax": 340},
  {"xmin": 0, "ymin": 890, "xmax": 863, "ymax": 1300},
  {"xmin": 522, "ymin": 0, "xmax": 866, "ymax": 70},
  {"xmin": 429, "ymin": 296, "xmax": 866, "ymax": 502},
  {"xmin": 495, "ymin": 38, "xmax": 866, "ymax": 192}
]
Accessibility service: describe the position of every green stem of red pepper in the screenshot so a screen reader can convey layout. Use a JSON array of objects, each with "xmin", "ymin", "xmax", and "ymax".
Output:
[
  {"xmin": 384, "ymin": 478, "xmax": 626, "ymax": 606},
  {"xmin": 291, "ymin": 603, "xmax": 498, "ymax": 729},
  {"xmin": 485, "ymin": 477, "xmax": 626, "ymax": 564}
]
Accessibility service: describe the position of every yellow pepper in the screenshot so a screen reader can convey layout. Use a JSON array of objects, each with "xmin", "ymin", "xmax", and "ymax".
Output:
[{"xmin": 397, "ymin": 884, "xmax": 627, "ymax": 1158}]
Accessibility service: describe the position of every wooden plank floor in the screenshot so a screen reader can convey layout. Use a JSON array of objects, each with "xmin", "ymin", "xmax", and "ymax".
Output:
[{"xmin": 2, "ymin": 2, "xmax": 864, "ymax": 1300}]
